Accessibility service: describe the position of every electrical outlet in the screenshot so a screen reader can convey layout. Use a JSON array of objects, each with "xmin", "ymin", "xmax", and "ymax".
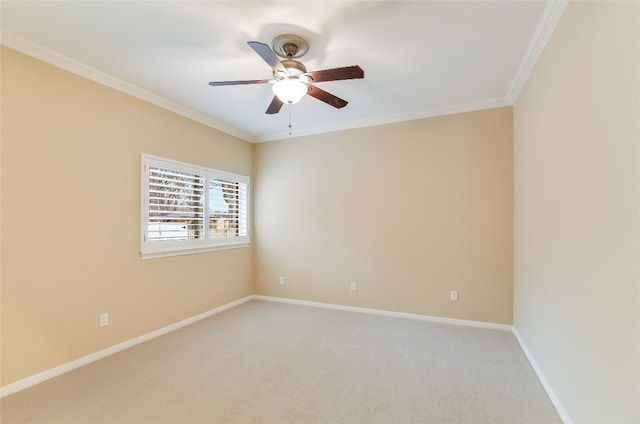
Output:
[
  {"xmin": 450, "ymin": 291, "xmax": 458, "ymax": 301},
  {"xmin": 278, "ymin": 276, "xmax": 285, "ymax": 285},
  {"xmin": 99, "ymin": 313, "xmax": 109, "ymax": 327},
  {"xmin": 350, "ymin": 282, "xmax": 357, "ymax": 292}
]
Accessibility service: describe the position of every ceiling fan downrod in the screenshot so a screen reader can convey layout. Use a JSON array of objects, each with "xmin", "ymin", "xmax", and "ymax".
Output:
[{"xmin": 282, "ymin": 43, "xmax": 298, "ymax": 59}]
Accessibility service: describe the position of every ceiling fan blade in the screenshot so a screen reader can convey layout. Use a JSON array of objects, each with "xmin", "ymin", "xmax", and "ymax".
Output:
[
  {"xmin": 247, "ymin": 41, "xmax": 287, "ymax": 73},
  {"xmin": 208, "ymin": 79, "xmax": 271, "ymax": 86},
  {"xmin": 306, "ymin": 65, "xmax": 364, "ymax": 83},
  {"xmin": 307, "ymin": 84, "xmax": 348, "ymax": 109},
  {"xmin": 265, "ymin": 96, "xmax": 284, "ymax": 114}
]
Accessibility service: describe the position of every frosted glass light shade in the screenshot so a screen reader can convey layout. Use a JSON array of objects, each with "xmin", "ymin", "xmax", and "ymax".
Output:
[{"xmin": 272, "ymin": 80, "xmax": 308, "ymax": 104}]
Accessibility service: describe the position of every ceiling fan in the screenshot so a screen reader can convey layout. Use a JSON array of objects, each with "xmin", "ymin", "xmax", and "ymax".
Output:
[{"xmin": 208, "ymin": 34, "xmax": 364, "ymax": 114}]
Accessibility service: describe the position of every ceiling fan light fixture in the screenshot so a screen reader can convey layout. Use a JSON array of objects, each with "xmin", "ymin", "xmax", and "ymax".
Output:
[{"xmin": 272, "ymin": 79, "xmax": 308, "ymax": 104}]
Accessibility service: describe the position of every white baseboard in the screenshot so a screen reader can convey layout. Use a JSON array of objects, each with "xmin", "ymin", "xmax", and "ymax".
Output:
[
  {"xmin": 0, "ymin": 295, "xmax": 254, "ymax": 398},
  {"xmin": 1, "ymin": 291, "xmax": 570, "ymax": 424},
  {"xmin": 252, "ymin": 295, "xmax": 513, "ymax": 331},
  {"xmin": 3, "ymin": 294, "xmax": 508, "ymax": 397},
  {"xmin": 512, "ymin": 327, "xmax": 572, "ymax": 424}
]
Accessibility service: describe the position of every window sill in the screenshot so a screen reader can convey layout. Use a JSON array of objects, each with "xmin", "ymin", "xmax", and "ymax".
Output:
[{"xmin": 141, "ymin": 242, "xmax": 249, "ymax": 260}]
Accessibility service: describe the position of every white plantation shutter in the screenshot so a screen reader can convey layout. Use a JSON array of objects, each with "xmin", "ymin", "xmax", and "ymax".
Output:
[
  {"xmin": 147, "ymin": 167, "xmax": 205, "ymax": 241},
  {"xmin": 141, "ymin": 154, "xmax": 249, "ymax": 258},
  {"xmin": 209, "ymin": 178, "xmax": 249, "ymax": 239}
]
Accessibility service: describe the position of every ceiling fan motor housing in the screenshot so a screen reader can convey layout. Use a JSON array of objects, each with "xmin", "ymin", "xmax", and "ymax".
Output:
[{"xmin": 280, "ymin": 59, "xmax": 307, "ymax": 77}]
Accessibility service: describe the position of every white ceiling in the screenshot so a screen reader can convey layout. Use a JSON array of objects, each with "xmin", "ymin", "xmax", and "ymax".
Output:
[{"xmin": 1, "ymin": 1, "xmax": 566, "ymax": 142}]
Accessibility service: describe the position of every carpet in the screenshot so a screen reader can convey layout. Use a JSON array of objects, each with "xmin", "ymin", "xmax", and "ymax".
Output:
[{"xmin": 1, "ymin": 299, "xmax": 561, "ymax": 423}]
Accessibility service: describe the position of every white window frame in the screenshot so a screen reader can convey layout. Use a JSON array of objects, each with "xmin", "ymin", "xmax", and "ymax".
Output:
[{"xmin": 141, "ymin": 154, "xmax": 250, "ymax": 259}]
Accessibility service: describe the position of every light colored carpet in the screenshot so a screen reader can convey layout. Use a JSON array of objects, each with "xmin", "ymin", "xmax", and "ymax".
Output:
[{"xmin": 1, "ymin": 299, "xmax": 561, "ymax": 423}]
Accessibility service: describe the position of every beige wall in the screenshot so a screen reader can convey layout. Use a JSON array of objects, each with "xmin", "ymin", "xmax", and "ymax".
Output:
[
  {"xmin": 2, "ymin": 46, "xmax": 514, "ymax": 389},
  {"xmin": 0, "ymin": 47, "xmax": 254, "ymax": 385},
  {"xmin": 513, "ymin": 1, "xmax": 639, "ymax": 422},
  {"xmin": 254, "ymin": 108, "xmax": 514, "ymax": 325}
]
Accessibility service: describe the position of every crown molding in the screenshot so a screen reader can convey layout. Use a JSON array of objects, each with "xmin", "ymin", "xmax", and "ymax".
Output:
[
  {"xmin": 507, "ymin": 0, "xmax": 569, "ymax": 103},
  {"xmin": 257, "ymin": 97, "xmax": 512, "ymax": 142},
  {"xmin": 1, "ymin": 31, "xmax": 256, "ymax": 142},
  {"xmin": 2, "ymin": 0, "xmax": 568, "ymax": 144}
]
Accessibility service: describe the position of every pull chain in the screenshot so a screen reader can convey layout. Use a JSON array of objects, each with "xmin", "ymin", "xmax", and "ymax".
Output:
[{"xmin": 288, "ymin": 102, "xmax": 293, "ymax": 136}]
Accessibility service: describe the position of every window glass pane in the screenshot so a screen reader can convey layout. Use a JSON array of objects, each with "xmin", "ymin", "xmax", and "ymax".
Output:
[
  {"xmin": 148, "ymin": 167, "xmax": 205, "ymax": 241},
  {"xmin": 209, "ymin": 179, "xmax": 238, "ymax": 238}
]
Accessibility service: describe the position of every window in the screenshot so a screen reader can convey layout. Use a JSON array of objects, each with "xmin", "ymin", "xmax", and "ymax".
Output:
[{"xmin": 141, "ymin": 154, "xmax": 249, "ymax": 258}]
